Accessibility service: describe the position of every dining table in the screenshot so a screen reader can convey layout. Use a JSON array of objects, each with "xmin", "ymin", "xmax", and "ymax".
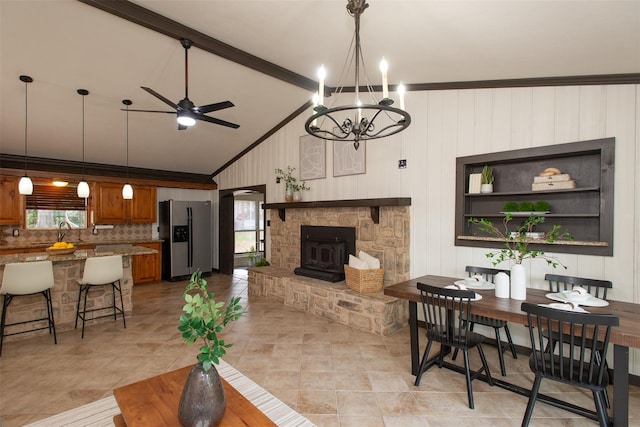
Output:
[{"xmin": 384, "ymin": 274, "xmax": 640, "ymax": 427}]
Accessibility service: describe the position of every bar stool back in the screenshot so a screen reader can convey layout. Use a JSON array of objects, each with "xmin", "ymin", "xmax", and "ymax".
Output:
[
  {"xmin": 75, "ymin": 255, "xmax": 126, "ymax": 338},
  {"xmin": 0, "ymin": 260, "xmax": 56, "ymax": 356}
]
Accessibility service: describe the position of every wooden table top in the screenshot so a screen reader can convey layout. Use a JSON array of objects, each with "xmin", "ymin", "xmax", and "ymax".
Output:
[
  {"xmin": 384, "ymin": 274, "xmax": 640, "ymax": 349},
  {"xmin": 113, "ymin": 365, "xmax": 277, "ymax": 427}
]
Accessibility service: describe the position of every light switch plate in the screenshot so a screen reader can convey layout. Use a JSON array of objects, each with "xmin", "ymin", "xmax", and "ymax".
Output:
[{"xmin": 398, "ymin": 159, "xmax": 407, "ymax": 169}]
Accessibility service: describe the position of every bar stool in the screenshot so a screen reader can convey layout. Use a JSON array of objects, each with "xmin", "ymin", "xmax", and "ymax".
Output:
[
  {"xmin": 1, "ymin": 261, "xmax": 57, "ymax": 357},
  {"xmin": 75, "ymin": 255, "xmax": 126, "ymax": 338}
]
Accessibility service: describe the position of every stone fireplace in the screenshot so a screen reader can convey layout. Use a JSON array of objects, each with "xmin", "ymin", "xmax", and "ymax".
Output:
[
  {"xmin": 248, "ymin": 199, "xmax": 411, "ymax": 336},
  {"xmin": 294, "ymin": 225, "xmax": 356, "ymax": 282}
]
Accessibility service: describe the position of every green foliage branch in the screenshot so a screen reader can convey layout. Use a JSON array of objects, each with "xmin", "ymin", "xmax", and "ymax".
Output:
[
  {"xmin": 178, "ymin": 271, "xmax": 243, "ymax": 371},
  {"xmin": 468, "ymin": 214, "xmax": 572, "ymax": 268}
]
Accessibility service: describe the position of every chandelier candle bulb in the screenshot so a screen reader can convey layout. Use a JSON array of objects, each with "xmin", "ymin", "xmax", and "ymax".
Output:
[
  {"xmin": 380, "ymin": 58, "xmax": 389, "ymax": 99},
  {"xmin": 397, "ymin": 83, "xmax": 406, "ymax": 111},
  {"xmin": 317, "ymin": 66, "xmax": 326, "ymax": 105},
  {"xmin": 311, "ymin": 92, "xmax": 319, "ymax": 127}
]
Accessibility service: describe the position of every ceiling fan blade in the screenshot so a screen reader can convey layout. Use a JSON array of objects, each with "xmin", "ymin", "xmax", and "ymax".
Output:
[
  {"xmin": 196, "ymin": 113, "xmax": 240, "ymax": 129},
  {"xmin": 141, "ymin": 87, "xmax": 179, "ymax": 110},
  {"xmin": 196, "ymin": 101, "xmax": 234, "ymax": 114},
  {"xmin": 122, "ymin": 108, "xmax": 175, "ymax": 114}
]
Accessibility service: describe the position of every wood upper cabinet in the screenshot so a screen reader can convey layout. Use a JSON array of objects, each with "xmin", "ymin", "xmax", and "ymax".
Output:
[
  {"xmin": 0, "ymin": 176, "xmax": 23, "ymax": 225},
  {"xmin": 132, "ymin": 242, "xmax": 162, "ymax": 284},
  {"xmin": 93, "ymin": 183, "xmax": 156, "ymax": 224}
]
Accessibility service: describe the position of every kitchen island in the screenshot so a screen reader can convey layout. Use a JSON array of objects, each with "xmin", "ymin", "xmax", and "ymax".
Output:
[{"xmin": 0, "ymin": 246, "xmax": 157, "ymax": 342}]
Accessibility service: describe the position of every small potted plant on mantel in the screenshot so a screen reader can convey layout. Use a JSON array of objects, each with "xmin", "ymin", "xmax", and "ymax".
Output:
[
  {"xmin": 469, "ymin": 214, "xmax": 572, "ymax": 299},
  {"xmin": 275, "ymin": 166, "xmax": 310, "ymax": 202},
  {"xmin": 177, "ymin": 271, "xmax": 243, "ymax": 426}
]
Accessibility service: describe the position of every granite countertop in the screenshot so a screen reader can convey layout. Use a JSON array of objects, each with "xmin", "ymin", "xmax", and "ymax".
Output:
[
  {"xmin": 0, "ymin": 246, "xmax": 158, "ymax": 266},
  {"xmin": 0, "ymin": 239, "xmax": 163, "ymax": 250}
]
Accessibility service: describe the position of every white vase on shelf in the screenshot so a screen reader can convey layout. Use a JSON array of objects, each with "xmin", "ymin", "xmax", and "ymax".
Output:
[{"xmin": 510, "ymin": 264, "xmax": 526, "ymax": 300}]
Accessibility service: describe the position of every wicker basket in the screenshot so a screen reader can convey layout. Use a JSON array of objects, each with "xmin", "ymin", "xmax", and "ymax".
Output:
[{"xmin": 344, "ymin": 265, "xmax": 384, "ymax": 293}]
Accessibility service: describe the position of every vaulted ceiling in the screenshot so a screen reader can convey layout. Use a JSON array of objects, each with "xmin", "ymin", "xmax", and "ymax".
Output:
[{"xmin": 1, "ymin": 1, "xmax": 638, "ymax": 182}]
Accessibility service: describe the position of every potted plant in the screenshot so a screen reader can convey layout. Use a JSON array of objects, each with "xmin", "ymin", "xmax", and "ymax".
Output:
[
  {"xmin": 177, "ymin": 270, "xmax": 243, "ymax": 426},
  {"xmin": 291, "ymin": 181, "xmax": 310, "ymax": 202},
  {"xmin": 480, "ymin": 165, "xmax": 494, "ymax": 193},
  {"xmin": 247, "ymin": 245, "xmax": 258, "ymax": 266},
  {"xmin": 468, "ymin": 214, "xmax": 572, "ymax": 300},
  {"xmin": 275, "ymin": 166, "xmax": 298, "ymax": 202}
]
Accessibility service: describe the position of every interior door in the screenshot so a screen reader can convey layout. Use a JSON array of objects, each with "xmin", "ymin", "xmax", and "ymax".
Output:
[{"xmin": 219, "ymin": 192, "xmax": 235, "ymax": 275}]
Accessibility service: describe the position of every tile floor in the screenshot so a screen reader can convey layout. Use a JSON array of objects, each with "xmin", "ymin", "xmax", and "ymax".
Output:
[{"xmin": 1, "ymin": 269, "xmax": 638, "ymax": 426}]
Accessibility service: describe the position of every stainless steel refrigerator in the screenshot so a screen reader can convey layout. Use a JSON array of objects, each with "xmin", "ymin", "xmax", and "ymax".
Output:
[{"xmin": 159, "ymin": 200, "xmax": 212, "ymax": 281}]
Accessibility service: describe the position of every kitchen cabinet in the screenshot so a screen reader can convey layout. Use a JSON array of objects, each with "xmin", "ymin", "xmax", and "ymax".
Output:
[
  {"xmin": 132, "ymin": 242, "xmax": 162, "ymax": 284},
  {"xmin": 455, "ymin": 137, "xmax": 614, "ymax": 256},
  {"xmin": 93, "ymin": 183, "xmax": 156, "ymax": 224},
  {"xmin": 0, "ymin": 177, "xmax": 22, "ymax": 225}
]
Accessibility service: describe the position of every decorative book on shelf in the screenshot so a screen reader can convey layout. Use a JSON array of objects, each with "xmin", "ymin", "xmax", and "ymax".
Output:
[{"xmin": 468, "ymin": 173, "xmax": 482, "ymax": 194}]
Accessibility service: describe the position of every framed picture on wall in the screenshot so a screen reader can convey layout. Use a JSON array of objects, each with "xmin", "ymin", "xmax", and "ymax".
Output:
[
  {"xmin": 299, "ymin": 135, "xmax": 326, "ymax": 180},
  {"xmin": 333, "ymin": 131, "xmax": 366, "ymax": 177}
]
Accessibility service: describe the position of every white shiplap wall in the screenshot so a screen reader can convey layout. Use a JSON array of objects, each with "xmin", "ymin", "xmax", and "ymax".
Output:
[{"xmin": 215, "ymin": 84, "xmax": 639, "ymax": 372}]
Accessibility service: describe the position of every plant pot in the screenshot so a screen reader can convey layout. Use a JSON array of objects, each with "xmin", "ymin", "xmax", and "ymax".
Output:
[
  {"xmin": 285, "ymin": 187, "xmax": 293, "ymax": 203},
  {"xmin": 178, "ymin": 362, "xmax": 226, "ymax": 427},
  {"xmin": 293, "ymin": 191, "xmax": 302, "ymax": 202},
  {"xmin": 480, "ymin": 183, "xmax": 493, "ymax": 193}
]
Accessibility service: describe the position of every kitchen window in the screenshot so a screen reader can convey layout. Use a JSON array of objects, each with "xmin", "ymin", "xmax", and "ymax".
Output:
[{"xmin": 25, "ymin": 181, "xmax": 87, "ymax": 229}]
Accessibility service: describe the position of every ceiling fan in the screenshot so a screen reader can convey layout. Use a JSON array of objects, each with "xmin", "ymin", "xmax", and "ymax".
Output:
[{"xmin": 128, "ymin": 38, "xmax": 239, "ymax": 130}]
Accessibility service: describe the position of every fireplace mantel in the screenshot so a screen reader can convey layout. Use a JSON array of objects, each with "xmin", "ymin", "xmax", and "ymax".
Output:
[{"xmin": 263, "ymin": 197, "xmax": 411, "ymax": 224}]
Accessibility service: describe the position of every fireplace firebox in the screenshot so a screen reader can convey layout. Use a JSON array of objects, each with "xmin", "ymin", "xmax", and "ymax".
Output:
[{"xmin": 294, "ymin": 225, "xmax": 356, "ymax": 282}]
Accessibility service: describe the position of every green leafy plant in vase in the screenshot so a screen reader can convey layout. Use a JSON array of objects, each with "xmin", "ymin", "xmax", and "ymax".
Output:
[
  {"xmin": 177, "ymin": 270, "xmax": 243, "ymax": 426},
  {"xmin": 275, "ymin": 166, "xmax": 299, "ymax": 202}
]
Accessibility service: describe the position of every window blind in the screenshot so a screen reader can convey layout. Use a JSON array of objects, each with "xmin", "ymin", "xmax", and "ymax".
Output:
[{"xmin": 26, "ymin": 184, "xmax": 87, "ymax": 210}]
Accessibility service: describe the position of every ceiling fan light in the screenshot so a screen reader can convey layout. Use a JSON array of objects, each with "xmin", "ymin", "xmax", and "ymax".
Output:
[
  {"xmin": 19, "ymin": 176, "xmax": 33, "ymax": 195},
  {"xmin": 122, "ymin": 183, "xmax": 133, "ymax": 199},
  {"xmin": 77, "ymin": 180, "xmax": 90, "ymax": 198},
  {"xmin": 177, "ymin": 113, "xmax": 196, "ymax": 127}
]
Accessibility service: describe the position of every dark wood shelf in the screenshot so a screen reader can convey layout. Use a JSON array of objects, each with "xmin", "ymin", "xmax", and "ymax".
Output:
[
  {"xmin": 263, "ymin": 197, "xmax": 411, "ymax": 224},
  {"xmin": 463, "ymin": 213, "xmax": 600, "ymax": 218},
  {"xmin": 464, "ymin": 186, "xmax": 600, "ymax": 197}
]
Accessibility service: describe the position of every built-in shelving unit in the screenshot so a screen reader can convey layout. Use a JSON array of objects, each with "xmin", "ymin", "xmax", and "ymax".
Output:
[
  {"xmin": 455, "ymin": 138, "xmax": 614, "ymax": 256},
  {"xmin": 263, "ymin": 198, "xmax": 411, "ymax": 224}
]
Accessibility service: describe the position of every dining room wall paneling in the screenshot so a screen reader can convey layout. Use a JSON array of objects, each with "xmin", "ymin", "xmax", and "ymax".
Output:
[{"xmin": 214, "ymin": 84, "xmax": 639, "ymax": 373}]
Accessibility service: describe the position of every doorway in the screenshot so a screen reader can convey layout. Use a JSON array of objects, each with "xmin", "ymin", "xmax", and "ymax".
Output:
[{"xmin": 219, "ymin": 185, "xmax": 266, "ymax": 275}]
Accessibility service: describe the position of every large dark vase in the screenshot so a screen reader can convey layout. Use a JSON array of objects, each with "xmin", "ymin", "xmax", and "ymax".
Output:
[{"xmin": 178, "ymin": 362, "xmax": 226, "ymax": 427}]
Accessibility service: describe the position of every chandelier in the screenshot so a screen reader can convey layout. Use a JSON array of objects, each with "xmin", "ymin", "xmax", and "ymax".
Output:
[{"xmin": 305, "ymin": 0, "xmax": 411, "ymax": 150}]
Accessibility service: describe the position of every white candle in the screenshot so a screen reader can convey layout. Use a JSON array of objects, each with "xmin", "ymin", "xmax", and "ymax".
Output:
[
  {"xmin": 357, "ymin": 100, "xmax": 362, "ymax": 124},
  {"xmin": 317, "ymin": 66, "xmax": 326, "ymax": 106},
  {"xmin": 379, "ymin": 58, "xmax": 389, "ymax": 99},
  {"xmin": 311, "ymin": 92, "xmax": 319, "ymax": 127},
  {"xmin": 397, "ymin": 83, "xmax": 406, "ymax": 110}
]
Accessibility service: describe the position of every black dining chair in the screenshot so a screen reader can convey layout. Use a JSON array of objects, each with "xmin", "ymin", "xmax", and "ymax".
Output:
[
  {"xmin": 544, "ymin": 273, "xmax": 613, "ymax": 407},
  {"xmin": 414, "ymin": 283, "xmax": 493, "ymax": 409},
  {"xmin": 453, "ymin": 266, "xmax": 517, "ymax": 376},
  {"xmin": 520, "ymin": 302, "xmax": 618, "ymax": 427}
]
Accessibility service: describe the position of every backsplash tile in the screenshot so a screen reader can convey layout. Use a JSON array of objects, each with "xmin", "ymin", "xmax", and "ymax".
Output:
[{"xmin": 1, "ymin": 223, "xmax": 153, "ymax": 246}]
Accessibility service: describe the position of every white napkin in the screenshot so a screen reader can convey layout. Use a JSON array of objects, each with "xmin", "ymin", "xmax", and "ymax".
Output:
[
  {"xmin": 543, "ymin": 302, "xmax": 588, "ymax": 313},
  {"xmin": 446, "ymin": 283, "xmax": 468, "ymax": 290},
  {"xmin": 567, "ymin": 286, "xmax": 591, "ymax": 301}
]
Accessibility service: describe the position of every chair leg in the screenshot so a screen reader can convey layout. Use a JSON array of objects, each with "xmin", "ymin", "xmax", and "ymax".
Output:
[
  {"xmin": 462, "ymin": 350, "xmax": 474, "ymax": 409},
  {"xmin": 414, "ymin": 340, "xmax": 433, "ymax": 387},
  {"xmin": 494, "ymin": 326, "xmax": 507, "ymax": 376},
  {"xmin": 0, "ymin": 294, "xmax": 12, "ymax": 357},
  {"xmin": 43, "ymin": 289, "xmax": 57, "ymax": 345},
  {"xmin": 74, "ymin": 285, "xmax": 84, "ymax": 330},
  {"xmin": 477, "ymin": 343, "xmax": 493, "ymax": 386},
  {"xmin": 522, "ymin": 376, "xmax": 542, "ymax": 427},
  {"xmin": 81, "ymin": 285, "xmax": 90, "ymax": 339},
  {"xmin": 114, "ymin": 280, "xmax": 126, "ymax": 329},
  {"xmin": 592, "ymin": 390, "xmax": 609, "ymax": 427},
  {"xmin": 503, "ymin": 324, "xmax": 518, "ymax": 359}
]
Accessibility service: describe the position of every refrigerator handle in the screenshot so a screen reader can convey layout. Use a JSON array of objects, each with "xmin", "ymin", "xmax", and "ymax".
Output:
[{"xmin": 188, "ymin": 207, "xmax": 193, "ymax": 268}]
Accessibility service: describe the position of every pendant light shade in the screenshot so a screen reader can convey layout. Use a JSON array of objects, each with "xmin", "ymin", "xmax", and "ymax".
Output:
[
  {"xmin": 77, "ymin": 89, "xmax": 90, "ymax": 199},
  {"xmin": 19, "ymin": 75, "xmax": 34, "ymax": 195},
  {"xmin": 122, "ymin": 99, "xmax": 134, "ymax": 200},
  {"xmin": 19, "ymin": 176, "xmax": 34, "ymax": 195}
]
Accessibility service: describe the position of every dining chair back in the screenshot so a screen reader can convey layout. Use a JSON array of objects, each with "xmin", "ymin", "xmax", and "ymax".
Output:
[
  {"xmin": 414, "ymin": 283, "xmax": 493, "ymax": 409},
  {"xmin": 545, "ymin": 274, "xmax": 611, "ymax": 299},
  {"xmin": 0, "ymin": 261, "xmax": 57, "ymax": 356},
  {"xmin": 454, "ymin": 266, "xmax": 517, "ymax": 376},
  {"xmin": 75, "ymin": 255, "xmax": 126, "ymax": 338},
  {"xmin": 520, "ymin": 302, "xmax": 618, "ymax": 427}
]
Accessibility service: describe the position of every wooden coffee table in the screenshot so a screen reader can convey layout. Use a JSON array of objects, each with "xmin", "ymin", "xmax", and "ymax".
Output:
[{"xmin": 113, "ymin": 365, "xmax": 276, "ymax": 426}]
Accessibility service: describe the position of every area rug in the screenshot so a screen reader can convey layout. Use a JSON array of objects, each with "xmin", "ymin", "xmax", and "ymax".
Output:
[{"xmin": 26, "ymin": 359, "xmax": 315, "ymax": 426}]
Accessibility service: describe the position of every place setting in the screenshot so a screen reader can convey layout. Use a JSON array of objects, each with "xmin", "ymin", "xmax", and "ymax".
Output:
[
  {"xmin": 540, "ymin": 286, "xmax": 609, "ymax": 312},
  {"xmin": 445, "ymin": 276, "xmax": 492, "ymax": 301}
]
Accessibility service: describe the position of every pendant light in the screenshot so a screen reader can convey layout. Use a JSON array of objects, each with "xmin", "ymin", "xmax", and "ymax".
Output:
[
  {"xmin": 18, "ymin": 75, "xmax": 34, "ymax": 195},
  {"xmin": 77, "ymin": 89, "xmax": 90, "ymax": 198},
  {"xmin": 122, "ymin": 99, "xmax": 133, "ymax": 200}
]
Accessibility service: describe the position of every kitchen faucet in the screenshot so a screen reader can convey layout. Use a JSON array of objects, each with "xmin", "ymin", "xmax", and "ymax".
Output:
[{"xmin": 57, "ymin": 221, "xmax": 71, "ymax": 242}]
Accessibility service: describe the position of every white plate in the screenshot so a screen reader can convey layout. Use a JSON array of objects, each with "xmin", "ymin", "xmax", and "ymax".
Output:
[
  {"xmin": 545, "ymin": 292, "xmax": 609, "ymax": 307},
  {"xmin": 539, "ymin": 303, "xmax": 589, "ymax": 313},
  {"xmin": 454, "ymin": 279, "xmax": 495, "ymax": 290},
  {"xmin": 445, "ymin": 286, "xmax": 483, "ymax": 301}
]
